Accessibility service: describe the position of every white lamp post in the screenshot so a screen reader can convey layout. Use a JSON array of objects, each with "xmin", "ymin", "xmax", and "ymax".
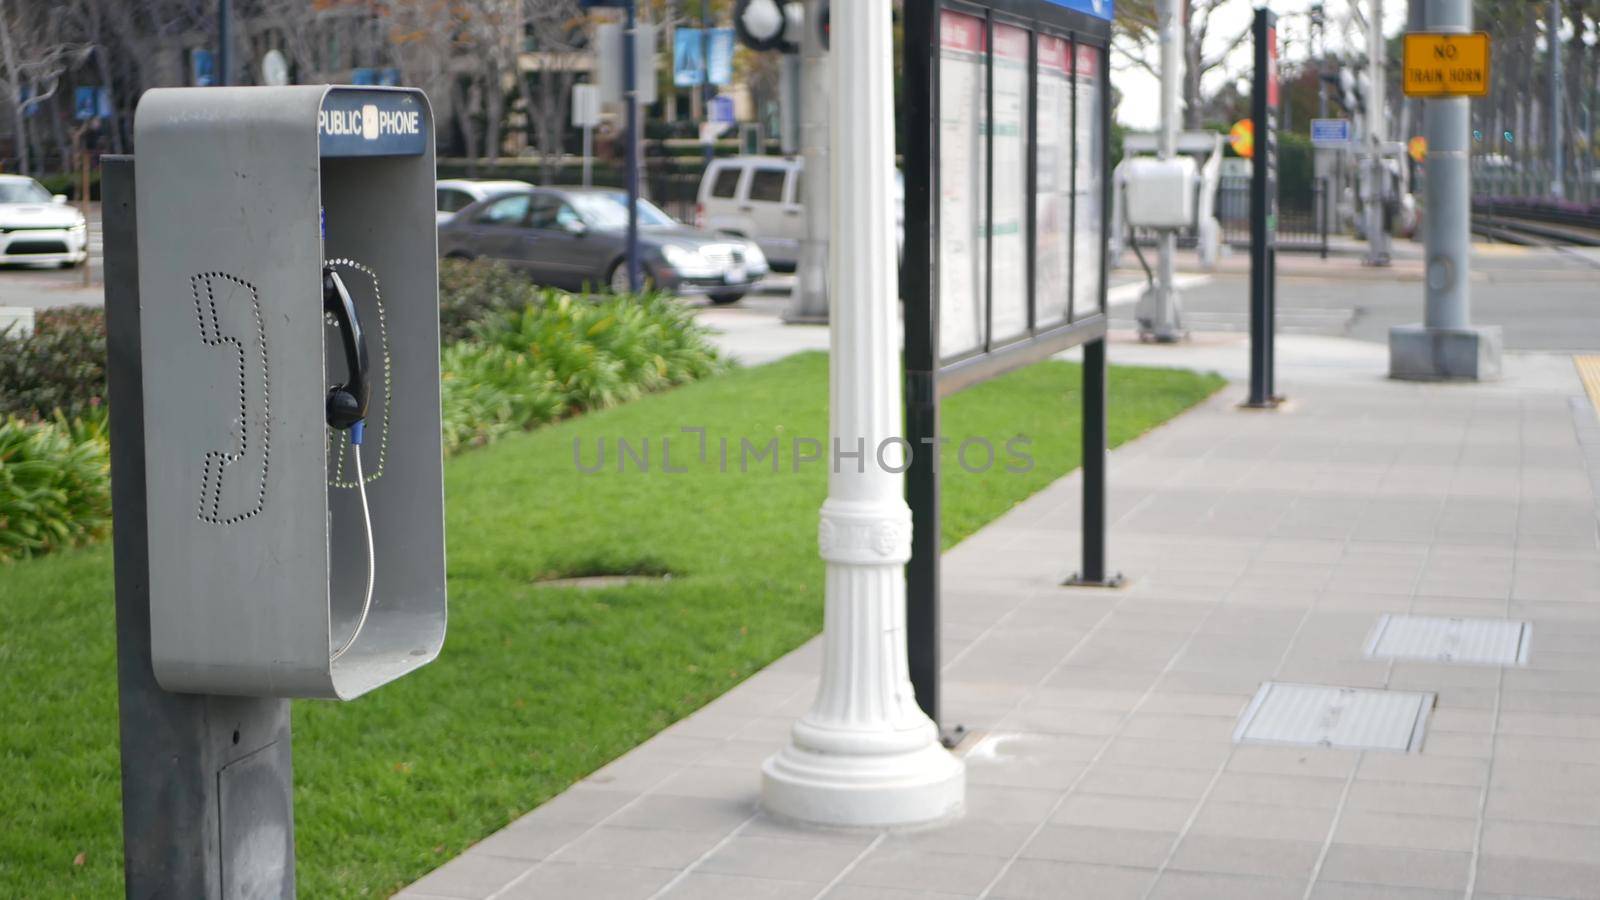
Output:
[{"xmin": 760, "ymin": 0, "xmax": 965, "ymax": 827}]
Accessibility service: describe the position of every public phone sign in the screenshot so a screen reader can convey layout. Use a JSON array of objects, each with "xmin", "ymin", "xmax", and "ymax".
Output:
[
  {"xmin": 318, "ymin": 88, "xmax": 428, "ymax": 157},
  {"xmin": 1402, "ymin": 32, "xmax": 1491, "ymax": 97}
]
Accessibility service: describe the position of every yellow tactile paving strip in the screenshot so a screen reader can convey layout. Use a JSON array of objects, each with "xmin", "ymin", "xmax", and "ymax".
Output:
[{"xmin": 1575, "ymin": 355, "xmax": 1600, "ymax": 412}]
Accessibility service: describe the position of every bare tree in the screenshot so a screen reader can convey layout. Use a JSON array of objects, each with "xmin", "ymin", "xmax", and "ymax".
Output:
[
  {"xmin": 521, "ymin": 0, "xmax": 586, "ymax": 182},
  {"xmin": 0, "ymin": 0, "xmax": 88, "ymax": 173},
  {"xmin": 1114, "ymin": 0, "xmax": 1251, "ymax": 129}
]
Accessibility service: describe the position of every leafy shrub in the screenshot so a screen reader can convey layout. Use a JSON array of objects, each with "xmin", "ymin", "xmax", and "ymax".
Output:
[
  {"xmin": 438, "ymin": 284, "xmax": 729, "ymax": 454},
  {"xmin": 0, "ymin": 306, "xmax": 107, "ymax": 420},
  {"xmin": 0, "ymin": 412, "xmax": 111, "ymax": 563},
  {"xmin": 438, "ymin": 258, "xmax": 544, "ymax": 344}
]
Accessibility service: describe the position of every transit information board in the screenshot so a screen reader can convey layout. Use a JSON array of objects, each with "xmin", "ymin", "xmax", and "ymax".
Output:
[
  {"xmin": 905, "ymin": 0, "xmax": 1117, "ymax": 732},
  {"xmin": 919, "ymin": 1, "xmax": 1113, "ymax": 372}
]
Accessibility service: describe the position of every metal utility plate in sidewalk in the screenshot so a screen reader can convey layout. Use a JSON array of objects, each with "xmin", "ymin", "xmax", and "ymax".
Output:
[
  {"xmin": 1234, "ymin": 683, "xmax": 1435, "ymax": 752},
  {"xmin": 1364, "ymin": 614, "xmax": 1531, "ymax": 666}
]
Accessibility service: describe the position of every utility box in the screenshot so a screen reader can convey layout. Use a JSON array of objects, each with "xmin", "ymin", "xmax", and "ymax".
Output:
[
  {"xmin": 134, "ymin": 86, "xmax": 446, "ymax": 699},
  {"xmin": 1124, "ymin": 156, "xmax": 1197, "ymax": 228}
]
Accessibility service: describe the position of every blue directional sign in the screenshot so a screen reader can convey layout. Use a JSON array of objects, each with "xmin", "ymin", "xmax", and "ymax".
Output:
[
  {"xmin": 75, "ymin": 87, "xmax": 97, "ymax": 121},
  {"xmin": 192, "ymin": 49, "xmax": 215, "ymax": 87},
  {"xmin": 1042, "ymin": 0, "xmax": 1113, "ymax": 20},
  {"xmin": 1310, "ymin": 117, "xmax": 1352, "ymax": 147}
]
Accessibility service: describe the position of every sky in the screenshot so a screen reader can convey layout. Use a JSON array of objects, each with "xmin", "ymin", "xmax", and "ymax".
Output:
[{"xmin": 1112, "ymin": 0, "xmax": 1409, "ymax": 130}]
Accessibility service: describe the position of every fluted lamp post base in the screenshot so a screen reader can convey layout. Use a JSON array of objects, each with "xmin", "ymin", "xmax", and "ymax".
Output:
[{"xmin": 762, "ymin": 735, "xmax": 964, "ymax": 827}]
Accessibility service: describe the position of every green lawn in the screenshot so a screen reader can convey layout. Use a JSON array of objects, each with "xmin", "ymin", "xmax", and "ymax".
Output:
[{"xmin": 0, "ymin": 353, "xmax": 1222, "ymax": 898}]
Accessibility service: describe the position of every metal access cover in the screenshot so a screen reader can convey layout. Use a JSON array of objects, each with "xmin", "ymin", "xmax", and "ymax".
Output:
[
  {"xmin": 1234, "ymin": 683, "xmax": 1435, "ymax": 752},
  {"xmin": 1364, "ymin": 615, "xmax": 1530, "ymax": 666}
]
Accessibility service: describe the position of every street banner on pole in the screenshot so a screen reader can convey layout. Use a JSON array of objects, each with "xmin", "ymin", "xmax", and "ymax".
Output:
[{"xmin": 674, "ymin": 28, "xmax": 735, "ymax": 86}]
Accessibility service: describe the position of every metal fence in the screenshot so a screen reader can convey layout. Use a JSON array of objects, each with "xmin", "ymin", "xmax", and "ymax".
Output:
[
  {"xmin": 1471, "ymin": 158, "xmax": 1599, "ymax": 206},
  {"xmin": 1217, "ymin": 174, "xmax": 1329, "ymax": 256}
]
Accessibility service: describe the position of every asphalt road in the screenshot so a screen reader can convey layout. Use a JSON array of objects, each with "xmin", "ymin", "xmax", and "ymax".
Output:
[{"xmin": 1108, "ymin": 241, "xmax": 1600, "ymax": 353}]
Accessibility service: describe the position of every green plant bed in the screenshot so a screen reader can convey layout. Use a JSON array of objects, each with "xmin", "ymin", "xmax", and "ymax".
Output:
[{"xmin": 0, "ymin": 353, "xmax": 1222, "ymax": 897}]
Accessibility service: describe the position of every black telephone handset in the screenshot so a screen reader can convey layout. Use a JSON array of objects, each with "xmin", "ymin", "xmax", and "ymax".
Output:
[{"xmin": 322, "ymin": 268, "xmax": 370, "ymax": 431}]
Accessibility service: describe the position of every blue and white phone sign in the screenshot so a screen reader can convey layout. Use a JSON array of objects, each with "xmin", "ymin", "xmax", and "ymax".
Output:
[{"xmin": 318, "ymin": 89, "xmax": 427, "ymax": 158}]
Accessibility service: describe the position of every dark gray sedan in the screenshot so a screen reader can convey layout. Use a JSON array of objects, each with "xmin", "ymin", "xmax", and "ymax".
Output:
[{"xmin": 438, "ymin": 186, "xmax": 768, "ymax": 303}]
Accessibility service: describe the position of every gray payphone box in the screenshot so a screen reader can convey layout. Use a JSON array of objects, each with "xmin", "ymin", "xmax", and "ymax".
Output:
[{"xmin": 134, "ymin": 86, "xmax": 446, "ymax": 699}]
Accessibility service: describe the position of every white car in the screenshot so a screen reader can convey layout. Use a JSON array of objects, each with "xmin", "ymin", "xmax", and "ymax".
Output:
[
  {"xmin": 0, "ymin": 175, "xmax": 88, "ymax": 268},
  {"xmin": 436, "ymin": 178, "xmax": 534, "ymax": 225},
  {"xmin": 695, "ymin": 156, "xmax": 902, "ymax": 272}
]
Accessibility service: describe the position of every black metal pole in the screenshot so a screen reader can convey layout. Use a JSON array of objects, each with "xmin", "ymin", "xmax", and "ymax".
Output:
[
  {"xmin": 1245, "ymin": 8, "xmax": 1278, "ymax": 409},
  {"xmin": 702, "ymin": 1, "xmax": 713, "ymax": 170},
  {"xmin": 625, "ymin": 0, "xmax": 642, "ymax": 292},
  {"xmin": 105, "ymin": 157, "xmax": 295, "ymax": 899},
  {"xmin": 1076, "ymin": 338, "xmax": 1111, "ymax": 584},
  {"xmin": 901, "ymin": 0, "xmax": 944, "ymax": 737},
  {"xmin": 217, "ymin": 0, "xmax": 230, "ymax": 86}
]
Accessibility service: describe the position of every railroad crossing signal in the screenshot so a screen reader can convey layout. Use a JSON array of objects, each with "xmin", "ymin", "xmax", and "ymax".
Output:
[
  {"xmin": 1229, "ymin": 118, "xmax": 1254, "ymax": 159},
  {"xmin": 1402, "ymin": 32, "xmax": 1490, "ymax": 97}
]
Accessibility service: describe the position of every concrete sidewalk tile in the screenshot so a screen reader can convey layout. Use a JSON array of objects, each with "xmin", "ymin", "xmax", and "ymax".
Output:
[
  {"xmin": 1018, "ymin": 824, "xmax": 1178, "ymax": 868},
  {"xmin": 1479, "ymin": 820, "xmax": 1600, "ymax": 863},
  {"xmin": 1306, "ymin": 883, "xmax": 1458, "ymax": 900},
  {"xmin": 607, "ymin": 794, "xmax": 756, "ymax": 833},
  {"xmin": 739, "ymin": 814, "xmax": 882, "ymax": 847},
  {"xmin": 1206, "ymin": 772, "xmax": 1348, "ymax": 809},
  {"xmin": 878, "ymin": 818, "xmax": 1036, "ymax": 858},
  {"xmin": 1490, "ymin": 759, "xmax": 1600, "ymax": 795},
  {"xmin": 403, "ymin": 854, "xmax": 535, "ymax": 899},
  {"xmin": 696, "ymin": 835, "xmax": 864, "ymax": 883},
  {"xmin": 1228, "ymin": 745, "xmax": 1361, "ymax": 779},
  {"xmin": 548, "ymin": 825, "xmax": 727, "ymax": 869},
  {"xmin": 1493, "ymin": 734, "xmax": 1600, "ymax": 765},
  {"xmin": 1100, "ymin": 736, "xmax": 1235, "ymax": 771},
  {"xmin": 466, "ymin": 818, "xmax": 591, "ymax": 861},
  {"xmin": 1138, "ymin": 691, "xmax": 1254, "ymax": 718},
  {"xmin": 1075, "ymin": 763, "xmax": 1216, "ymax": 801},
  {"xmin": 658, "ymin": 872, "xmax": 818, "ymax": 900},
  {"xmin": 523, "ymin": 786, "xmax": 637, "ymax": 825},
  {"xmin": 1167, "ymin": 834, "xmax": 1323, "ymax": 880},
  {"xmin": 1484, "ymin": 787, "xmax": 1600, "ymax": 827},
  {"xmin": 1051, "ymin": 793, "xmax": 1198, "ymax": 833},
  {"xmin": 962, "ymin": 784, "xmax": 1065, "ymax": 825},
  {"xmin": 841, "ymin": 847, "xmax": 1006, "ymax": 895},
  {"xmin": 1341, "ymin": 780, "xmax": 1481, "ymax": 819},
  {"xmin": 1354, "ymin": 753, "xmax": 1488, "ymax": 788},
  {"xmin": 1472, "ymin": 855, "xmax": 1600, "ymax": 899},
  {"xmin": 653, "ymin": 762, "xmax": 766, "ymax": 799},
  {"xmin": 1331, "ymin": 809, "xmax": 1479, "ymax": 853},
  {"xmin": 498, "ymin": 862, "xmax": 676, "ymax": 899},
  {"xmin": 995, "ymin": 705, "xmax": 1126, "ymax": 737},
  {"xmin": 820, "ymin": 885, "xmax": 968, "ymax": 900},
  {"xmin": 1121, "ymin": 713, "xmax": 1240, "ymax": 743},
  {"xmin": 1188, "ymin": 801, "xmax": 1337, "ymax": 844},
  {"xmin": 1145, "ymin": 870, "xmax": 1305, "ymax": 900},
  {"xmin": 986, "ymin": 859, "xmax": 1157, "ymax": 900},
  {"xmin": 1316, "ymin": 844, "xmax": 1471, "ymax": 891}
]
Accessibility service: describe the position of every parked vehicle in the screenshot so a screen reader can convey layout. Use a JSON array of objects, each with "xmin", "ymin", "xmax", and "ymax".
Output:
[
  {"xmin": 0, "ymin": 175, "xmax": 87, "ymax": 268},
  {"xmin": 695, "ymin": 155, "xmax": 902, "ymax": 272},
  {"xmin": 438, "ymin": 187, "xmax": 768, "ymax": 303},
  {"xmin": 436, "ymin": 179, "xmax": 533, "ymax": 224}
]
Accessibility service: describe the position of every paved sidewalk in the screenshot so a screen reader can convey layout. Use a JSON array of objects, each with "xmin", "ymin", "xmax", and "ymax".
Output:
[{"xmin": 400, "ymin": 355, "xmax": 1600, "ymax": 900}]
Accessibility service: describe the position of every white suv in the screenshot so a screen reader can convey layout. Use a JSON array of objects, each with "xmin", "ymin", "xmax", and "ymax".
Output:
[{"xmin": 696, "ymin": 156, "xmax": 902, "ymax": 273}]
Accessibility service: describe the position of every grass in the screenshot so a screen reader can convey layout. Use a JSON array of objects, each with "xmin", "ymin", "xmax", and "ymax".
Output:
[{"xmin": 0, "ymin": 353, "xmax": 1222, "ymax": 898}]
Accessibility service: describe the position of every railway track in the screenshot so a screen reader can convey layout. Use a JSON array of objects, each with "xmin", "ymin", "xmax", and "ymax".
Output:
[{"xmin": 1471, "ymin": 212, "xmax": 1600, "ymax": 248}]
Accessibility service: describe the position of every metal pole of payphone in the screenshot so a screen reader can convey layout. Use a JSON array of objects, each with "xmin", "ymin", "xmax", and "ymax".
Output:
[{"xmin": 104, "ymin": 156, "xmax": 297, "ymax": 899}]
